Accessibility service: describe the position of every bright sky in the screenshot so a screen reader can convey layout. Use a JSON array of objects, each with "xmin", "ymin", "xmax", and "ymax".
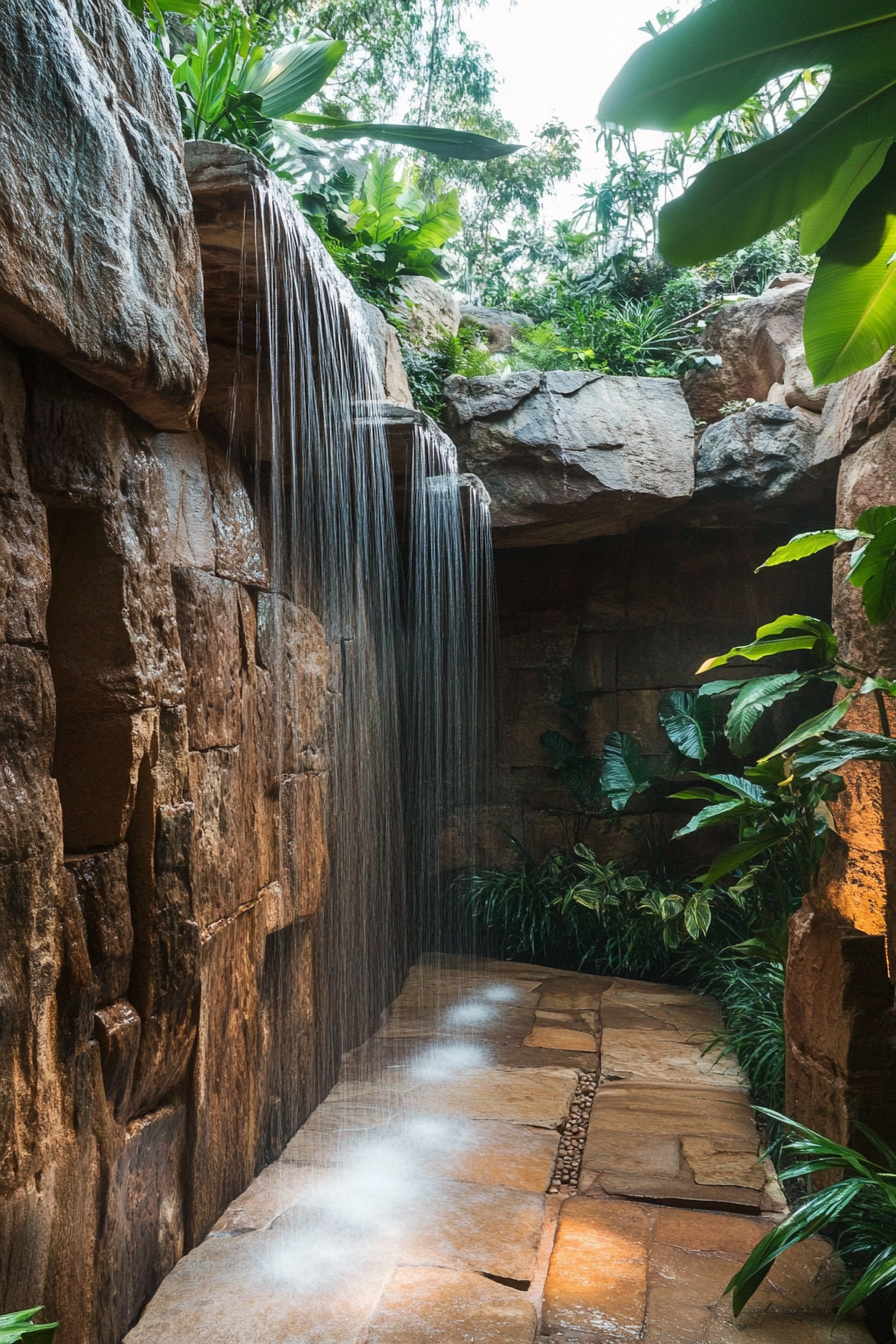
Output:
[{"xmin": 462, "ymin": 0, "xmax": 665, "ymax": 221}]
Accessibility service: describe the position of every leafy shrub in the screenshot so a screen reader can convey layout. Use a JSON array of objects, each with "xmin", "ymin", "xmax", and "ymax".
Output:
[
  {"xmin": 401, "ymin": 326, "xmax": 497, "ymax": 419},
  {"xmin": 726, "ymin": 1117, "xmax": 896, "ymax": 1335}
]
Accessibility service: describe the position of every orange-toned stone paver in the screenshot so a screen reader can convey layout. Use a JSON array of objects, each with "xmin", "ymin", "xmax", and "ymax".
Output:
[{"xmin": 126, "ymin": 959, "xmax": 871, "ymax": 1344}]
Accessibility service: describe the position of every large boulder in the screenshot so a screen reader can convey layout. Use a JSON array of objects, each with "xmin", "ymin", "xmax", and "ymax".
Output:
[
  {"xmin": 459, "ymin": 304, "xmax": 534, "ymax": 353},
  {"xmin": 691, "ymin": 403, "xmax": 838, "ymax": 520},
  {"xmin": 683, "ymin": 281, "xmax": 810, "ymax": 425},
  {"xmin": 0, "ymin": 0, "xmax": 207, "ymax": 430},
  {"xmin": 358, "ymin": 301, "xmax": 413, "ymax": 406},
  {"xmin": 443, "ymin": 370, "xmax": 695, "ymax": 547},
  {"xmin": 395, "ymin": 275, "xmax": 461, "ymax": 345}
]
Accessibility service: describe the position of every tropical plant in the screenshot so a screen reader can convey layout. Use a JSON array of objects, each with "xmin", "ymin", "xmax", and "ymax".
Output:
[
  {"xmin": 506, "ymin": 295, "xmax": 706, "ymax": 377},
  {"xmin": 726, "ymin": 1115, "xmax": 896, "ymax": 1330},
  {"xmin": 0, "ymin": 1310, "xmax": 58, "ymax": 1344},
  {"xmin": 599, "ymin": 1, "xmax": 896, "ymax": 383},
  {"xmin": 400, "ymin": 325, "xmax": 497, "ymax": 420},
  {"xmin": 127, "ymin": 2, "xmax": 518, "ymax": 167}
]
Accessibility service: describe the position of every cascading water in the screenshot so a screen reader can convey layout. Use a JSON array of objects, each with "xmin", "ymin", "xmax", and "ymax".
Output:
[{"xmin": 220, "ymin": 166, "xmax": 497, "ymax": 1178}]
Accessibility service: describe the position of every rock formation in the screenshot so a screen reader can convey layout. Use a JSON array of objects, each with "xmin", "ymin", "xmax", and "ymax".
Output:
[
  {"xmin": 459, "ymin": 303, "xmax": 535, "ymax": 353},
  {"xmin": 444, "ymin": 369, "xmax": 695, "ymax": 546}
]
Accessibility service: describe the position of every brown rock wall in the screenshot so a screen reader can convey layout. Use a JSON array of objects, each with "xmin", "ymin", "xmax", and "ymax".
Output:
[
  {"xmin": 485, "ymin": 522, "xmax": 833, "ymax": 864},
  {"xmin": 0, "ymin": 331, "xmax": 332, "ymax": 1344}
]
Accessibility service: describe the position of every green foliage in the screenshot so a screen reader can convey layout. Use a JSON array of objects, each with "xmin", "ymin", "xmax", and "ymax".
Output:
[
  {"xmin": 760, "ymin": 507, "xmax": 896, "ymax": 628},
  {"xmin": 400, "ymin": 326, "xmax": 497, "ymax": 420},
  {"xmin": 125, "ymin": 0, "xmax": 517, "ymax": 167},
  {"xmin": 506, "ymin": 296, "xmax": 703, "ymax": 378},
  {"xmin": 599, "ymin": 0, "xmax": 896, "ymax": 382},
  {"xmin": 725, "ymin": 1115, "xmax": 896, "ymax": 1328},
  {"xmin": 0, "ymin": 1310, "xmax": 58, "ymax": 1344}
]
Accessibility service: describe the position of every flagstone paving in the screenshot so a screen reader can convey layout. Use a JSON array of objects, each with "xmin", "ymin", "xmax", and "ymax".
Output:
[{"xmin": 125, "ymin": 959, "xmax": 872, "ymax": 1344}]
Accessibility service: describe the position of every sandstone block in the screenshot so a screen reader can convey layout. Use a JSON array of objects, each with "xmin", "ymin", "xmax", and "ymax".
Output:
[
  {"xmin": 188, "ymin": 748, "xmax": 258, "ymax": 930},
  {"xmin": 395, "ymin": 275, "xmax": 461, "ymax": 345},
  {"xmin": 65, "ymin": 846, "xmax": 133, "ymax": 1004},
  {"xmin": 256, "ymin": 594, "xmax": 328, "ymax": 771},
  {"xmin": 172, "ymin": 568, "xmax": 243, "ymax": 751},
  {"xmin": 366, "ymin": 1265, "xmax": 537, "ymax": 1343},
  {"xmin": 783, "ymin": 343, "xmax": 831, "ymax": 413},
  {"xmin": 93, "ymin": 1103, "xmax": 186, "ymax": 1344},
  {"xmin": 0, "ymin": 645, "xmax": 60, "ymax": 863},
  {"xmin": 816, "ymin": 348, "xmax": 896, "ymax": 460},
  {"xmin": 0, "ymin": 0, "xmax": 207, "ymax": 428},
  {"xmin": 444, "ymin": 371, "xmax": 694, "ymax": 547},
  {"xmin": 187, "ymin": 901, "xmax": 264, "ymax": 1244},
  {"xmin": 404, "ymin": 1065, "xmax": 578, "ymax": 1128},
  {"xmin": 278, "ymin": 772, "xmax": 329, "ymax": 921},
  {"xmin": 205, "ymin": 443, "xmax": 269, "ymax": 586},
  {"xmin": 93, "ymin": 1000, "xmax": 141, "ymax": 1121},
  {"xmin": 543, "ymin": 1197, "xmax": 650, "ymax": 1338},
  {"xmin": 359, "ymin": 300, "xmax": 413, "ymax": 406},
  {"xmin": 153, "ymin": 433, "xmax": 216, "ymax": 571},
  {"xmin": 683, "ymin": 284, "xmax": 810, "ymax": 424}
]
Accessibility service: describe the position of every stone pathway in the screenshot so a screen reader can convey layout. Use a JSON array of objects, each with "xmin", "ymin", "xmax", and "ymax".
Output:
[{"xmin": 125, "ymin": 959, "xmax": 871, "ymax": 1343}]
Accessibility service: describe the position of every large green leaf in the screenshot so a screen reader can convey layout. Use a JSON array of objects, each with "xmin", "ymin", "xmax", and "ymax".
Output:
[
  {"xmin": 409, "ymin": 190, "xmax": 462, "ymax": 250},
  {"xmin": 697, "ymin": 614, "xmax": 838, "ymax": 674},
  {"xmin": 601, "ymin": 731, "xmax": 653, "ymax": 809},
  {"xmin": 658, "ymin": 690, "xmax": 715, "ymax": 761},
  {"xmin": 725, "ymin": 671, "xmax": 808, "ymax": 755},
  {"xmin": 599, "ymin": 2, "xmax": 896, "ymax": 266},
  {"xmin": 761, "ymin": 697, "xmax": 855, "ymax": 760},
  {"xmin": 855, "ymin": 504, "xmax": 896, "ymax": 533},
  {"xmin": 839, "ymin": 1245, "xmax": 896, "ymax": 1315},
  {"xmin": 804, "ymin": 145, "xmax": 896, "ymax": 382},
  {"xmin": 725, "ymin": 1179, "xmax": 866, "ymax": 1315},
  {"xmin": 794, "ymin": 728, "xmax": 896, "ymax": 777},
  {"xmin": 244, "ymin": 38, "xmax": 347, "ymax": 118},
  {"xmin": 800, "ymin": 138, "xmax": 892, "ymax": 253},
  {"xmin": 293, "ymin": 116, "xmax": 520, "ymax": 160},
  {"xmin": 0, "ymin": 1311, "xmax": 58, "ymax": 1344},
  {"xmin": 701, "ymin": 827, "xmax": 793, "ymax": 886},
  {"xmin": 599, "ymin": 2, "xmax": 896, "ymax": 131},
  {"xmin": 757, "ymin": 529, "xmax": 862, "ymax": 570},
  {"xmin": 847, "ymin": 514, "xmax": 896, "ymax": 622},
  {"xmin": 672, "ymin": 798, "xmax": 750, "ymax": 838}
]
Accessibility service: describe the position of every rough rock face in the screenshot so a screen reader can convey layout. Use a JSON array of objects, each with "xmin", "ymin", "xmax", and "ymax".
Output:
[
  {"xmin": 0, "ymin": 0, "xmax": 207, "ymax": 429},
  {"xmin": 683, "ymin": 283, "xmax": 809, "ymax": 424},
  {"xmin": 444, "ymin": 370, "xmax": 695, "ymax": 546},
  {"xmin": 0, "ymin": 336, "xmax": 330, "ymax": 1344},
  {"xmin": 691, "ymin": 402, "xmax": 837, "ymax": 520},
  {"xmin": 782, "ymin": 366, "xmax": 896, "ymax": 1158},
  {"xmin": 395, "ymin": 275, "xmax": 461, "ymax": 345},
  {"xmin": 459, "ymin": 304, "xmax": 534, "ymax": 353},
  {"xmin": 359, "ymin": 301, "xmax": 414, "ymax": 405}
]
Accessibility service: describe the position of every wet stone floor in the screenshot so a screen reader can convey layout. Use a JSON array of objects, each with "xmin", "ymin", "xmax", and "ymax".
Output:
[{"xmin": 126, "ymin": 959, "xmax": 872, "ymax": 1343}]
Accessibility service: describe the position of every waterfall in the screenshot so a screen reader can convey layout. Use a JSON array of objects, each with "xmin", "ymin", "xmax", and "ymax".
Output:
[{"xmin": 221, "ymin": 171, "xmax": 495, "ymax": 1162}]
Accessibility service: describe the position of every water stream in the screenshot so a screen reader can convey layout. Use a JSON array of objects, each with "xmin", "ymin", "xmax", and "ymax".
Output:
[{"xmin": 227, "ymin": 177, "xmax": 495, "ymax": 1193}]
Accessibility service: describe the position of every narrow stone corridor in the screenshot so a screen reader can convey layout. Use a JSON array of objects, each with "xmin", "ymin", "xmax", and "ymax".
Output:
[{"xmin": 125, "ymin": 960, "xmax": 870, "ymax": 1343}]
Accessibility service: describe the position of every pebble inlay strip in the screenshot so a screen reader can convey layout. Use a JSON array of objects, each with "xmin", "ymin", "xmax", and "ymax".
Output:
[{"xmin": 548, "ymin": 1069, "xmax": 597, "ymax": 1195}]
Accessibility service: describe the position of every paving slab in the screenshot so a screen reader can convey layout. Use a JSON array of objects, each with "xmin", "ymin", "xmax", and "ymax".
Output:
[
  {"xmin": 365, "ymin": 1266, "xmax": 537, "ymax": 1343},
  {"xmin": 126, "ymin": 958, "xmax": 870, "ymax": 1344}
]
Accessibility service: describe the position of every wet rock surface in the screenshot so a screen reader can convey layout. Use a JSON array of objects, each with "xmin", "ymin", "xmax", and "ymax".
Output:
[
  {"xmin": 0, "ymin": 0, "xmax": 207, "ymax": 429},
  {"xmin": 127, "ymin": 958, "xmax": 865, "ymax": 1344}
]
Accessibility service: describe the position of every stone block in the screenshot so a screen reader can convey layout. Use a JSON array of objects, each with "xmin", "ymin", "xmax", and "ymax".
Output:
[
  {"xmin": 93, "ymin": 1000, "xmax": 141, "ymax": 1121},
  {"xmin": 0, "ymin": 644, "xmax": 60, "ymax": 864},
  {"xmin": 205, "ymin": 442, "xmax": 269, "ymax": 586},
  {"xmin": 53, "ymin": 708, "xmax": 158, "ymax": 853},
  {"xmin": 785, "ymin": 906, "xmax": 896, "ymax": 1156},
  {"xmin": 817, "ymin": 347, "xmax": 896, "ymax": 460},
  {"xmin": 523, "ymin": 1026, "xmax": 596, "ymax": 1052},
  {"xmin": 152, "ymin": 433, "xmax": 216, "ymax": 570},
  {"xmin": 460, "ymin": 303, "xmax": 534, "ymax": 353},
  {"xmin": 599, "ymin": 1027, "xmax": 746, "ymax": 1088},
  {"xmin": 0, "ymin": 493, "xmax": 50, "ymax": 648},
  {"xmin": 187, "ymin": 900, "xmax": 264, "ymax": 1245},
  {"xmin": 278, "ymin": 772, "xmax": 329, "ymax": 922},
  {"xmin": 258, "ymin": 919, "xmax": 318, "ymax": 1162},
  {"xmin": 404, "ymin": 1065, "xmax": 578, "ymax": 1129},
  {"xmin": 172, "ymin": 568, "xmax": 242, "ymax": 751},
  {"xmin": 359, "ymin": 301, "xmax": 413, "ymax": 407},
  {"xmin": 693, "ymin": 403, "xmax": 836, "ymax": 519},
  {"xmin": 188, "ymin": 747, "xmax": 257, "ymax": 930},
  {"xmin": 395, "ymin": 274, "xmax": 461, "ymax": 344},
  {"xmin": 256, "ymin": 594, "xmax": 328, "ymax": 772},
  {"xmin": 445, "ymin": 371, "xmax": 694, "ymax": 546},
  {"xmin": 682, "ymin": 283, "xmax": 809, "ymax": 424},
  {"xmin": 366, "ymin": 1265, "xmax": 537, "ymax": 1343},
  {"xmin": 543, "ymin": 1197, "xmax": 650, "ymax": 1338},
  {"xmin": 0, "ymin": 0, "xmax": 207, "ymax": 429},
  {"xmin": 65, "ymin": 846, "xmax": 133, "ymax": 1004},
  {"xmin": 93, "ymin": 1103, "xmax": 186, "ymax": 1344}
]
